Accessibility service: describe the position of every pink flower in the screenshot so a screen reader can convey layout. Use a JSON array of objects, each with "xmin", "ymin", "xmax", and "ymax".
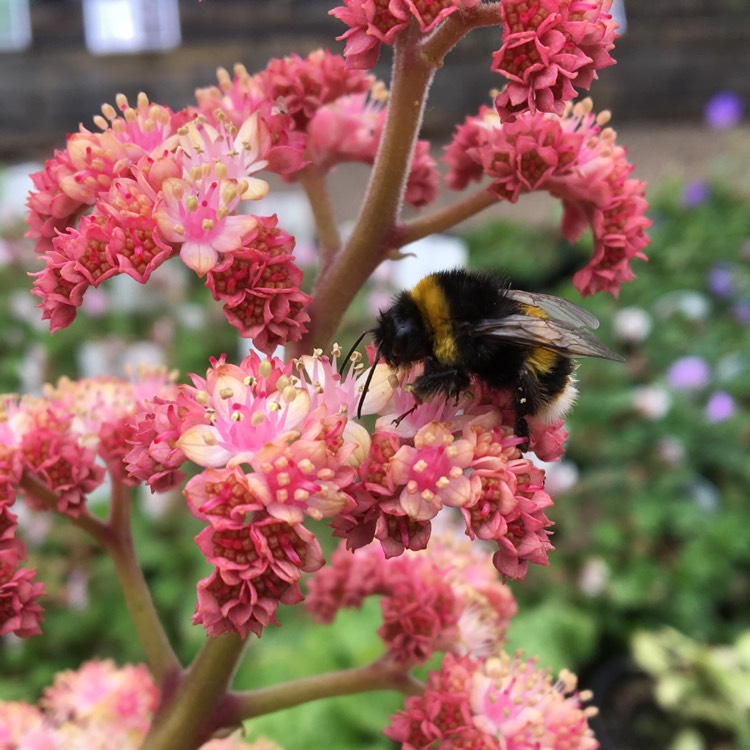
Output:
[
  {"xmin": 41, "ymin": 660, "xmax": 158, "ymax": 737},
  {"xmin": 193, "ymin": 513, "xmax": 324, "ymax": 638},
  {"xmin": 26, "ymin": 148, "xmax": 83, "ymax": 256},
  {"xmin": 99, "ymin": 174, "xmax": 176, "ymax": 283},
  {"xmin": 154, "ymin": 177, "xmax": 259, "ymax": 276},
  {"xmin": 256, "ymin": 49, "xmax": 374, "ymax": 131},
  {"xmin": 386, "ymin": 652, "xmax": 599, "ymax": 749},
  {"xmin": 390, "ymin": 422, "xmax": 478, "ymax": 520},
  {"xmin": 126, "ymin": 397, "xmax": 188, "ymax": 493},
  {"xmin": 0, "ymin": 564, "xmax": 45, "ymax": 638},
  {"xmin": 18, "ymin": 409, "xmax": 104, "ymax": 517},
  {"xmin": 206, "ymin": 216, "xmax": 311, "ymax": 351},
  {"xmin": 195, "ymin": 65, "xmax": 307, "ymax": 176},
  {"xmin": 307, "ymin": 532, "xmax": 514, "ymax": 665},
  {"xmin": 493, "ymin": 0, "xmax": 618, "ymax": 121}
]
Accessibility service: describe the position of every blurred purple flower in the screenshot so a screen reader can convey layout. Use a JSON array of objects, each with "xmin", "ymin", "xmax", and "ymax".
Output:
[
  {"xmin": 733, "ymin": 300, "xmax": 750, "ymax": 324},
  {"xmin": 706, "ymin": 263, "xmax": 735, "ymax": 298},
  {"xmin": 667, "ymin": 355, "xmax": 711, "ymax": 391},
  {"xmin": 681, "ymin": 180, "xmax": 710, "ymax": 208},
  {"xmin": 705, "ymin": 391, "xmax": 736, "ymax": 423},
  {"xmin": 704, "ymin": 91, "xmax": 744, "ymax": 130}
]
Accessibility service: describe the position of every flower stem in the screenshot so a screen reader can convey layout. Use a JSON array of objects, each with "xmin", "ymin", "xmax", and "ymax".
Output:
[
  {"xmin": 106, "ymin": 481, "xmax": 181, "ymax": 683},
  {"xmin": 19, "ymin": 471, "xmax": 181, "ymax": 683},
  {"xmin": 142, "ymin": 633, "xmax": 247, "ymax": 750},
  {"xmin": 19, "ymin": 471, "xmax": 113, "ymax": 546},
  {"xmin": 296, "ymin": 25, "xmax": 435, "ymax": 353},
  {"xmin": 297, "ymin": 164, "xmax": 341, "ymax": 266},
  {"xmin": 228, "ymin": 657, "xmax": 424, "ymax": 721},
  {"xmin": 395, "ymin": 188, "xmax": 498, "ymax": 246}
]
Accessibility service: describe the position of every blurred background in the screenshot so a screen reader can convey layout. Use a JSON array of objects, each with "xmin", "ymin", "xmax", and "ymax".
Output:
[{"xmin": 2, "ymin": 2, "xmax": 750, "ymax": 749}]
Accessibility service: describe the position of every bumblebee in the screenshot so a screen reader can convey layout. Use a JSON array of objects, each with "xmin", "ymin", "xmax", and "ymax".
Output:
[{"xmin": 353, "ymin": 269, "xmax": 623, "ymax": 438}]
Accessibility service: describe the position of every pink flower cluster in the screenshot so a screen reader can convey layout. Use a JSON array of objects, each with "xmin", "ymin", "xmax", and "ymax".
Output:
[
  {"xmin": 126, "ymin": 347, "xmax": 565, "ymax": 638},
  {"xmin": 0, "ymin": 370, "xmax": 176, "ymax": 637},
  {"xmin": 306, "ymin": 533, "xmax": 517, "ymax": 665},
  {"xmin": 0, "ymin": 659, "xmax": 278, "ymax": 749},
  {"xmin": 27, "ymin": 91, "xmax": 310, "ymax": 351},
  {"xmin": 493, "ymin": 0, "xmax": 619, "ymax": 121},
  {"xmin": 335, "ymin": 370, "xmax": 562, "ymax": 580},
  {"xmin": 126, "ymin": 351, "xmax": 373, "ymax": 637},
  {"xmin": 444, "ymin": 99, "xmax": 651, "ymax": 295},
  {"xmin": 331, "ymin": 0, "xmax": 481, "ymax": 70},
  {"xmin": 386, "ymin": 652, "xmax": 599, "ymax": 749}
]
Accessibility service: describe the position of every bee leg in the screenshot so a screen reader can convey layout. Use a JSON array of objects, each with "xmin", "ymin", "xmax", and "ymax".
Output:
[
  {"xmin": 392, "ymin": 403, "xmax": 418, "ymax": 427},
  {"xmin": 412, "ymin": 364, "xmax": 470, "ymax": 405}
]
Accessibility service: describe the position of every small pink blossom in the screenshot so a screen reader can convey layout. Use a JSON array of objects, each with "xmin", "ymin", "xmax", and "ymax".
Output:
[
  {"xmin": 193, "ymin": 513, "xmax": 324, "ymax": 638},
  {"xmin": 390, "ymin": 422, "xmax": 478, "ymax": 520},
  {"xmin": 308, "ymin": 532, "xmax": 513, "ymax": 665},
  {"xmin": 154, "ymin": 177, "xmax": 258, "ymax": 276},
  {"xmin": 256, "ymin": 49, "xmax": 374, "ymax": 131},
  {"xmin": 206, "ymin": 216, "xmax": 311, "ymax": 350}
]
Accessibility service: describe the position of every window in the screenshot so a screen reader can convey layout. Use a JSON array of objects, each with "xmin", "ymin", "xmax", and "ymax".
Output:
[
  {"xmin": 0, "ymin": 0, "xmax": 31, "ymax": 51},
  {"xmin": 82, "ymin": 0, "xmax": 180, "ymax": 55}
]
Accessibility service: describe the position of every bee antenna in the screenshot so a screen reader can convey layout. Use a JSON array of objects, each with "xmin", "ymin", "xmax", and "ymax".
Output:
[
  {"xmin": 357, "ymin": 344, "xmax": 382, "ymax": 420},
  {"xmin": 338, "ymin": 329, "xmax": 373, "ymax": 376}
]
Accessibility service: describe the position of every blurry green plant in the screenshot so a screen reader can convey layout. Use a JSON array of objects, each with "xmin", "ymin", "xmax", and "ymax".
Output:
[{"xmin": 632, "ymin": 627, "xmax": 750, "ymax": 750}]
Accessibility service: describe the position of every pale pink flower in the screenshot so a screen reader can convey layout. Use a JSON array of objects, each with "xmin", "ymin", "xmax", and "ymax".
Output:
[
  {"xmin": 0, "ymin": 702, "xmax": 52, "ymax": 748},
  {"xmin": 154, "ymin": 176, "xmax": 258, "ymax": 276},
  {"xmin": 306, "ymin": 93, "xmax": 384, "ymax": 170},
  {"xmin": 41, "ymin": 660, "xmax": 158, "ymax": 737},
  {"xmin": 386, "ymin": 652, "xmax": 599, "ymax": 749},
  {"xmin": 195, "ymin": 65, "xmax": 307, "ymax": 176},
  {"xmin": 389, "ymin": 422, "xmax": 479, "ymax": 520},
  {"xmin": 176, "ymin": 115, "xmax": 271, "ymax": 200}
]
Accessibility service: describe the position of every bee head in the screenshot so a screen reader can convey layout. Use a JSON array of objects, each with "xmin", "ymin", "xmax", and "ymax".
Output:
[{"xmin": 374, "ymin": 294, "xmax": 431, "ymax": 366}]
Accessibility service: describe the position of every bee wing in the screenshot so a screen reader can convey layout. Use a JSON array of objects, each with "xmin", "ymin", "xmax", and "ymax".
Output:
[
  {"xmin": 504, "ymin": 289, "xmax": 601, "ymax": 329},
  {"xmin": 474, "ymin": 315, "xmax": 625, "ymax": 361}
]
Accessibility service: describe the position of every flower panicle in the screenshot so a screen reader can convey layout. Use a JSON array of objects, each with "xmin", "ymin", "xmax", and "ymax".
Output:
[{"xmin": 443, "ymin": 98, "xmax": 650, "ymax": 296}]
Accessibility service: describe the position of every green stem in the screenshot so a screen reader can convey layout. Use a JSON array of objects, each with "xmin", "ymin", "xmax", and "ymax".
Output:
[
  {"xmin": 297, "ymin": 164, "xmax": 341, "ymax": 266},
  {"xmin": 395, "ymin": 188, "xmax": 498, "ymax": 247},
  {"xmin": 19, "ymin": 471, "xmax": 113, "ymax": 547},
  {"xmin": 228, "ymin": 658, "xmax": 424, "ymax": 721},
  {"xmin": 142, "ymin": 633, "xmax": 247, "ymax": 750},
  {"xmin": 106, "ymin": 480, "xmax": 181, "ymax": 683},
  {"xmin": 295, "ymin": 25, "xmax": 435, "ymax": 353},
  {"xmin": 19, "ymin": 471, "xmax": 181, "ymax": 683}
]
